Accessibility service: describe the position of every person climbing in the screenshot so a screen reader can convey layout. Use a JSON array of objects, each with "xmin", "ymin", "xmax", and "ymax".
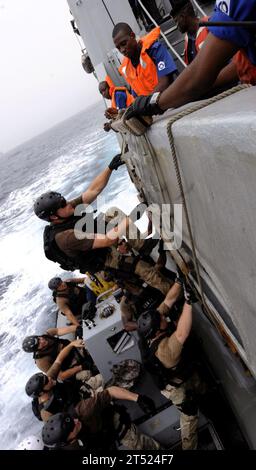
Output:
[
  {"xmin": 33, "ymin": 155, "xmax": 126, "ymax": 274},
  {"xmin": 34, "ymin": 188, "xmax": 174, "ymax": 323},
  {"xmin": 137, "ymin": 279, "xmax": 204, "ymax": 449}
]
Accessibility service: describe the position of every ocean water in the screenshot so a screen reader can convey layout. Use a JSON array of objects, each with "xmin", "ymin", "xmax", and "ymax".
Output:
[{"xmin": 0, "ymin": 101, "xmax": 138, "ymax": 450}]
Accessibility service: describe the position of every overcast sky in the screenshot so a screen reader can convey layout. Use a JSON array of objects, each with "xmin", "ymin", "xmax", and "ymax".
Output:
[{"xmin": 0, "ymin": 0, "xmax": 100, "ymax": 153}]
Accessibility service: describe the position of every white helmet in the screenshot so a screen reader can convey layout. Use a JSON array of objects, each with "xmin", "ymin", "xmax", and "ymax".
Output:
[{"xmin": 16, "ymin": 435, "xmax": 44, "ymax": 450}]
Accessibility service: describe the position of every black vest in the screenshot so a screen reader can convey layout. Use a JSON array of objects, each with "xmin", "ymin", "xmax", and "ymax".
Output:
[
  {"xmin": 33, "ymin": 336, "xmax": 70, "ymax": 362},
  {"xmin": 43, "ymin": 381, "xmax": 84, "ymax": 415},
  {"xmin": 54, "ymin": 282, "xmax": 87, "ymax": 316},
  {"xmin": 33, "ymin": 335, "xmax": 84, "ymax": 371},
  {"xmin": 43, "ymin": 215, "xmax": 109, "ymax": 273}
]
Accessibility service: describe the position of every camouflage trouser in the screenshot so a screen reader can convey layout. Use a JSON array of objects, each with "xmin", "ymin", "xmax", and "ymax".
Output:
[
  {"xmin": 106, "ymin": 250, "xmax": 172, "ymax": 295},
  {"xmin": 76, "ymin": 372, "xmax": 104, "ymax": 395},
  {"xmin": 121, "ymin": 424, "xmax": 161, "ymax": 450},
  {"xmin": 104, "ymin": 207, "xmax": 146, "ymax": 250},
  {"xmin": 161, "ymin": 373, "xmax": 204, "ymax": 450},
  {"xmin": 134, "ymin": 260, "xmax": 173, "ymax": 296}
]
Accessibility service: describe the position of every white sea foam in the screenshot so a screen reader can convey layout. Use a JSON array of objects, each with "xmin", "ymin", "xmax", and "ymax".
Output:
[{"xmin": 0, "ymin": 105, "xmax": 138, "ymax": 449}]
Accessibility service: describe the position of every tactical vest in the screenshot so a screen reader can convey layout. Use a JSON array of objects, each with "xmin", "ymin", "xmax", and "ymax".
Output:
[
  {"xmin": 43, "ymin": 215, "xmax": 109, "ymax": 274},
  {"xmin": 53, "ymin": 282, "xmax": 87, "ymax": 317},
  {"xmin": 138, "ymin": 329, "xmax": 192, "ymax": 389},
  {"xmin": 43, "ymin": 381, "xmax": 85, "ymax": 415},
  {"xmin": 33, "ymin": 336, "xmax": 70, "ymax": 362}
]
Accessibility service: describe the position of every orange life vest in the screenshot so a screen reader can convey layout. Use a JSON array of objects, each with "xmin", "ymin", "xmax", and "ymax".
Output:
[
  {"xmin": 232, "ymin": 50, "xmax": 256, "ymax": 86},
  {"xmin": 110, "ymin": 87, "xmax": 134, "ymax": 109},
  {"xmin": 119, "ymin": 27, "xmax": 161, "ymax": 96},
  {"xmin": 105, "ymin": 75, "xmax": 116, "ymax": 98},
  {"xmin": 105, "ymin": 75, "xmax": 134, "ymax": 109},
  {"xmin": 184, "ymin": 17, "xmax": 209, "ymax": 65}
]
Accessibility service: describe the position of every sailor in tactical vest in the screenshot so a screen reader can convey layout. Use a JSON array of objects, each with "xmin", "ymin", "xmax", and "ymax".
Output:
[
  {"xmin": 33, "ymin": 160, "xmax": 174, "ymax": 323},
  {"xmin": 25, "ymin": 339, "xmax": 103, "ymax": 422},
  {"xmin": 42, "ymin": 387, "xmax": 160, "ymax": 450},
  {"xmin": 137, "ymin": 278, "xmax": 203, "ymax": 450},
  {"xmin": 48, "ymin": 276, "xmax": 96, "ymax": 327},
  {"xmin": 22, "ymin": 325, "xmax": 98, "ymax": 381}
]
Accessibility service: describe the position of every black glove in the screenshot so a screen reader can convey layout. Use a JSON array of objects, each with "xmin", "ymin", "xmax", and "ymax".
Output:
[
  {"xmin": 174, "ymin": 269, "xmax": 185, "ymax": 287},
  {"xmin": 183, "ymin": 283, "xmax": 198, "ymax": 305},
  {"xmin": 75, "ymin": 325, "xmax": 83, "ymax": 339},
  {"xmin": 108, "ymin": 153, "xmax": 125, "ymax": 171},
  {"xmin": 137, "ymin": 394, "xmax": 156, "ymax": 414},
  {"xmin": 125, "ymin": 94, "xmax": 165, "ymax": 120}
]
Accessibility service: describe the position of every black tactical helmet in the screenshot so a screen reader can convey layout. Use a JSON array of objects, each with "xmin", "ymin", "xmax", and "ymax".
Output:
[
  {"xmin": 48, "ymin": 277, "xmax": 62, "ymax": 291},
  {"xmin": 33, "ymin": 191, "xmax": 66, "ymax": 221},
  {"xmin": 22, "ymin": 335, "xmax": 39, "ymax": 353},
  {"xmin": 25, "ymin": 373, "xmax": 49, "ymax": 397},
  {"xmin": 42, "ymin": 413, "xmax": 75, "ymax": 446},
  {"xmin": 137, "ymin": 309, "xmax": 161, "ymax": 339}
]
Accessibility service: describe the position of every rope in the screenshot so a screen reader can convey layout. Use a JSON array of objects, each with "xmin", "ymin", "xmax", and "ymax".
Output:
[
  {"xmin": 166, "ymin": 84, "xmax": 251, "ymax": 326},
  {"xmin": 191, "ymin": 0, "xmax": 206, "ymax": 17}
]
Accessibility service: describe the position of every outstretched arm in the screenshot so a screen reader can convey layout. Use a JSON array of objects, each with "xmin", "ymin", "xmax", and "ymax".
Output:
[
  {"xmin": 107, "ymin": 386, "xmax": 138, "ymax": 402},
  {"xmin": 158, "ymin": 34, "xmax": 238, "ymax": 111},
  {"xmin": 67, "ymin": 277, "xmax": 86, "ymax": 284},
  {"xmin": 106, "ymin": 386, "xmax": 156, "ymax": 414},
  {"xmin": 46, "ymin": 325, "xmax": 77, "ymax": 337},
  {"xmin": 54, "ymin": 339, "xmax": 85, "ymax": 381},
  {"xmin": 174, "ymin": 302, "xmax": 193, "ymax": 345},
  {"xmin": 82, "ymin": 167, "xmax": 112, "ymax": 205},
  {"xmin": 46, "ymin": 339, "xmax": 84, "ymax": 380},
  {"xmin": 82, "ymin": 156, "xmax": 125, "ymax": 205},
  {"xmin": 54, "ymin": 339, "xmax": 85, "ymax": 366},
  {"xmin": 58, "ymin": 365, "xmax": 83, "ymax": 381},
  {"xmin": 161, "ymin": 281, "xmax": 182, "ymax": 313}
]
